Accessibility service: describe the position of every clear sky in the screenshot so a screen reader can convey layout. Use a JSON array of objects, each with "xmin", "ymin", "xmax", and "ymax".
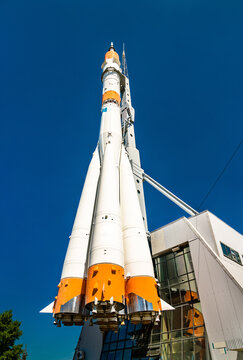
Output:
[{"xmin": 0, "ymin": 0, "xmax": 243, "ymax": 359}]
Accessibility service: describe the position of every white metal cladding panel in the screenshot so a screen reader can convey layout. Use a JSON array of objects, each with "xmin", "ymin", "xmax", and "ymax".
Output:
[
  {"xmin": 189, "ymin": 212, "xmax": 218, "ymax": 253},
  {"xmin": 220, "ymin": 258, "xmax": 243, "ymax": 288},
  {"xmin": 151, "ymin": 211, "xmax": 239, "ymax": 257},
  {"xmin": 207, "ymin": 212, "xmax": 243, "ymax": 259},
  {"xmin": 151, "ymin": 217, "xmax": 195, "ymax": 256},
  {"xmin": 61, "ymin": 149, "xmax": 100, "ymax": 279},
  {"xmin": 189, "ymin": 238, "xmax": 243, "ymax": 358}
]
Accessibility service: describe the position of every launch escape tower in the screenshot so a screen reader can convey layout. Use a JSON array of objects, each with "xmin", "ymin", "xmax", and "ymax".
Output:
[{"xmin": 41, "ymin": 44, "xmax": 243, "ymax": 360}]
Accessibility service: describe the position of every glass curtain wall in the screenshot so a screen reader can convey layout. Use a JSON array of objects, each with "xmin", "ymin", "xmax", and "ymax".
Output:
[
  {"xmin": 100, "ymin": 321, "xmax": 155, "ymax": 360},
  {"xmin": 150, "ymin": 246, "xmax": 207, "ymax": 360},
  {"xmin": 100, "ymin": 245, "xmax": 208, "ymax": 360}
]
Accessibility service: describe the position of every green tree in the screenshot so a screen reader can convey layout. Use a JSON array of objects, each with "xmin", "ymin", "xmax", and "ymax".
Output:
[{"xmin": 0, "ymin": 310, "xmax": 23, "ymax": 360}]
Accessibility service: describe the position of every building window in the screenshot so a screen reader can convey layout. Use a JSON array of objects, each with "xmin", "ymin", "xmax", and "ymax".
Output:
[{"xmin": 220, "ymin": 242, "xmax": 242, "ymax": 265}]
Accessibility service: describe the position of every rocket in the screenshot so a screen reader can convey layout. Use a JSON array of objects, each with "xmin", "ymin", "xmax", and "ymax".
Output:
[{"xmin": 41, "ymin": 43, "xmax": 173, "ymax": 331}]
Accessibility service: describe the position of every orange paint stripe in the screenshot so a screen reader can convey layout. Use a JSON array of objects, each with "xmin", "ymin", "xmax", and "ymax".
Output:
[{"xmin": 102, "ymin": 90, "xmax": 121, "ymax": 104}]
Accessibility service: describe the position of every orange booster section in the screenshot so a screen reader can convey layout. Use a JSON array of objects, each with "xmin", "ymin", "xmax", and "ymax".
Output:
[
  {"xmin": 53, "ymin": 278, "xmax": 88, "ymax": 326},
  {"xmin": 53, "ymin": 278, "xmax": 86, "ymax": 315},
  {"xmin": 125, "ymin": 276, "xmax": 162, "ymax": 315},
  {"xmin": 85, "ymin": 264, "xmax": 125, "ymax": 310}
]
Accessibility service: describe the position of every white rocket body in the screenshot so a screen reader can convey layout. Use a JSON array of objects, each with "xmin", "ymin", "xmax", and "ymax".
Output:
[
  {"xmin": 99, "ymin": 68, "xmax": 122, "ymax": 165},
  {"xmin": 88, "ymin": 144, "xmax": 123, "ymax": 268},
  {"xmin": 85, "ymin": 48, "xmax": 125, "ymax": 328},
  {"xmin": 91, "ymin": 54, "xmax": 123, "ymax": 267},
  {"xmin": 99, "ymin": 102, "xmax": 121, "ymax": 165},
  {"xmin": 41, "ymin": 44, "xmax": 173, "ymax": 330}
]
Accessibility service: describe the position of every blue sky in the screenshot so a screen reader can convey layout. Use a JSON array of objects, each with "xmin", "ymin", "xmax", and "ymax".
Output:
[{"xmin": 0, "ymin": 0, "xmax": 242, "ymax": 359}]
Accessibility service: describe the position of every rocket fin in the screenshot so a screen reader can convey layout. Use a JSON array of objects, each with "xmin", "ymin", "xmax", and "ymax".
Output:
[
  {"xmin": 40, "ymin": 301, "xmax": 54, "ymax": 313},
  {"xmin": 160, "ymin": 299, "xmax": 174, "ymax": 311}
]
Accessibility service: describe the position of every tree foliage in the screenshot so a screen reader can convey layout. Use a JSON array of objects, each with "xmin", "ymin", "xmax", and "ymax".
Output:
[{"xmin": 0, "ymin": 310, "xmax": 23, "ymax": 360}]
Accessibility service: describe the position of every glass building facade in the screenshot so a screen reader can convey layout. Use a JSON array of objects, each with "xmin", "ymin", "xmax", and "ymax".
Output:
[
  {"xmin": 100, "ymin": 245, "xmax": 210, "ymax": 360},
  {"xmin": 100, "ymin": 322, "xmax": 150, "ymax": 360}
]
